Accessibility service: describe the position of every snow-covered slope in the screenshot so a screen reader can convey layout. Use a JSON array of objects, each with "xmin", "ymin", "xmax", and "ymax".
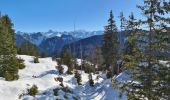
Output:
[{"xmin": 0, "ymin": 55, "xmax": 127, "ymax": 100}]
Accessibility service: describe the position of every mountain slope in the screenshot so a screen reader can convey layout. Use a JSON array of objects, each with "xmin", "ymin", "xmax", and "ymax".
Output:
[
  {"xmin": 63, "ymin": 35, "xmax": 103, "ymax": 58},
  {"xmin": 39, "ymin": 34, "xmax": 79, "ymax": 56},
  {"xmin": 16, "ymin": 34, "xmax": 29, "ymax": 46},
  {"xmin": 64, "ymin": 31, "xmax": 127, "ymax": 58}
]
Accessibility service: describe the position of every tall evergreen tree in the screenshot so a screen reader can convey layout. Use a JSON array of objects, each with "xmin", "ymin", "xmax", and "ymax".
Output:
[
  {"xmin": 102, "ymin": 10, "xmax": 119, "ymax": 75},
  {"xmin": 118, "ymin": 12, "xmax": 127, "ymax": 73},
  {"xmin": 62, "ymin": 49, "xmax": 73, "ymax": 74},
  {"xmin": 120, "ymin": 0, "xmax": 170, "ymax": 99},
  {"xmin": 0, "ymin": 15, "xmax": 19, "ymax": 81}
]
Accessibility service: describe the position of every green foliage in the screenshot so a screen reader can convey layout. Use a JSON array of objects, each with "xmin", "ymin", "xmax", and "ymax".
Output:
[
  {"xmin": 101, "ymin": 10, "xmax": 119, "ymax": 75},
  {"xmin": 18, "ymin": 58, "xmax": 25, "ymax": 69},
  {"xmin": 118, "ymin": 0, "xmax": 170, "ymax": 99},
  {"xmin": 75, "ymin": 70, "xmax": 82, "ymax": 85},
  {"xmin": 56, "ymin": 59, "xmax": 64, "ymax": 74},
  {"xmin": 53, "ymin": 88, "xmax": 59, "ymax": 96},
  {"xmin": 17, "ymin": 41, "xmax": 38, "ymax": 56},
  {"xmin": 61, "ymin": 49, "xmax": 73, "ymax": 74},
  {"xmin": 82, "ymin": 61, "xmax": 94, "ymax": 73},
  {"xmin": 4, "ymin": 71, "xmax": 19, "ymax": 81},
  {"xmin": 27, "ymin": 85, "xmax": 38, "ymax": 97},
  {"xmin": 34, "ymin": 56, "xmax": 39, "ymax": 63},
  {"xmin": 0, "ymin": 15, "xmax": 19, "ymax": 81}
]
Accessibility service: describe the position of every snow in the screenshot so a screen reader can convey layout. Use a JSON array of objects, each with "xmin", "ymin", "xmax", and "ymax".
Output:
[
  {"xmin": 0, "ymin": 55, "xmax": 127, "ymax": 100},
  {"xmin": 61, "ymin": 65, "xmax": 68, "ymax": 74}
]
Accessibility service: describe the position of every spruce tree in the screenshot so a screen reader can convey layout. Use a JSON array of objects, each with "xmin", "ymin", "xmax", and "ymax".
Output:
[
  {"xmin": 118, "ymin": 12, "xmax": 127, "ymax": 73},
  {"xmin": 62, "ymin": 49, "xmax": 73, "ymax": 74},
  {"xmin": 120, "ymin": 0, "xmax": 170, "ymax": 99},
  {"xmin": 102, "ymin": 10, "xmax": 119, "ymax": 75},
  {"xmin": 0, "ymin": 15, "xmax": 19, "ymax": 81},
  {"xmin": 56, "ymin": 58, "xmax": 64, "ymax": 75}
]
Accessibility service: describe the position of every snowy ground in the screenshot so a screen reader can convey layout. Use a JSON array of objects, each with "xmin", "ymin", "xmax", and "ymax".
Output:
[{"xmin": 0, "ymin": 55, "xmax": 127, "ymax": 100}]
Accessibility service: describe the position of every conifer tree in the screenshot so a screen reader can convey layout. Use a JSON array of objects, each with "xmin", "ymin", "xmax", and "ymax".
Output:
[
  {"xmin": 56, "ymin": 58, "xmax": 64, "ymax": 75},
  {"xmin": 0, "ymin": 15, "xmax": 19, "ymax": 81},
  {"xmin": 62, "ymin": 49, "xmax": 73, "ymax": 74},
  {"xmin": 102, "ymin": 10, "xmax": 119, "ymax": 75},
  {"xmin": 120, "ymin": 0, "xmax": 170, "ymax": 99},
  {"xmin": 118, "ymin": 12, "xmax": 127, "ymax": 73}
]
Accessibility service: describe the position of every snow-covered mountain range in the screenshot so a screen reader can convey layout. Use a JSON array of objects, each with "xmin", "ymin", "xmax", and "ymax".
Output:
[
  {"xmin": 16, "ymin": 30, "xmax": 128, "ymax": 57},
  {"xmin": 16, "ymin": 30, "xmax": 104, "ymax": 56},
  {"xmin": 16, "ymin": 30, "xmax": 103, "ymax": 45}
]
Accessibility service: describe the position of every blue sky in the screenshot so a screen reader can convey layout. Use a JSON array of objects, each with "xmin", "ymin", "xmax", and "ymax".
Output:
[{"xmin": 0, "ymin": 0, "xmax": 142, "ymax": 32}]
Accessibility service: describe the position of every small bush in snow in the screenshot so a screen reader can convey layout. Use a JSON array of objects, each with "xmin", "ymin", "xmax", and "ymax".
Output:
[
  {"xmin": 56, "ymin": 58, "xmax": 64, "ymax": 74},
  {"xmin": 53, "ymin": 88, "xmax": 60, "ymax": 96},
  {"xmin": 27, "ymin": 85, "xmax": 38, "ymax": 97},
  {"xmin": 4, "ymin": 71, "xmax": 19, "ymax": 81},
  {"xmin": 18, "ymin": 58, "xmax": 25, "ymax": 69},
  {"xmin": 74, "ymin": 70, "xmax": 82, "ymax": 85},
  {"xmin": 34, "ymin": 56, "xmax": 39, "ymax": 63}
]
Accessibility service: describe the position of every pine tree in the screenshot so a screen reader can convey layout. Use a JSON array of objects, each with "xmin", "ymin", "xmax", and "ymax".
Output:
[
  {"xmin": 120, "ymin": 0, "xmax": 170, "ymax": 99},
  {"xmin": 118, "ymin": 12, "xmax": 127, "ymax": 73},
  {"xmin": 62, "ymin": 49, "xmax": 73, "ymax": 74},
  {"xmin": 102, "ymin": 10, "xmax": 119, "ymax": 75},
  {"xmin": 0, "ymin": 15, "xmax": 19, "ymax": 81}
]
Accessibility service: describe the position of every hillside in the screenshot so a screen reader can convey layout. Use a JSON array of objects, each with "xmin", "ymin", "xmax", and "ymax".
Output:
[{"xmin": 0, "ymin": 55, "xmax": 127, "ymax": 100}]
